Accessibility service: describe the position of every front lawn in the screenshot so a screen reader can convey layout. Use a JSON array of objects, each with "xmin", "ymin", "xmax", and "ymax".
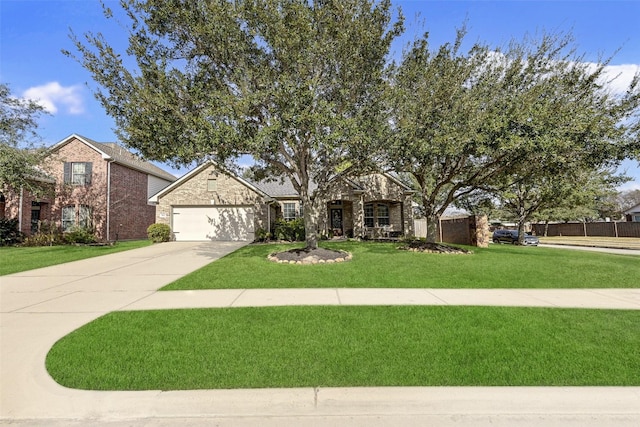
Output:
[
  {"xmin": 46, "ymin": 306, "xmax": 640, "ymax": 390},
  {"xmin": 163, "ymin": 241, "xmax": 640, "ymax": 290},
  {"xmin": 0, "ymin": 240, "xmax": 153, "ymax": 276}
]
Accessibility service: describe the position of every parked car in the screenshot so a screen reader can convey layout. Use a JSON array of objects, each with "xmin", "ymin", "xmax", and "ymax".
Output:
[{"xmin": 492, "ymin": 229, "xmax": 539, "ymax": 246}]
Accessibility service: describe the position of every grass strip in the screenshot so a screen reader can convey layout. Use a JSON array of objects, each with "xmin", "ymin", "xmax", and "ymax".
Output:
[
  {"xmin": 46, "ymin": 306, "xmax": 640, "ymax": 390},
  {"xmin": 0, "ymin": 240, "xmax": 153, "ymax": 276},
  {"xmin": 163, "ymin": 241, "xmax": 640, "ymax": 290}
]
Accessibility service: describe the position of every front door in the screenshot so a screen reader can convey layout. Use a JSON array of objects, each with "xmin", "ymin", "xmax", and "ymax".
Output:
[
  {"xmin": 331, "ymin": 208, "xmax": 343, "ymax": 236},
  {"xmin": 30, "ymin": 204, "xmax": 40, "ymax": 234}
]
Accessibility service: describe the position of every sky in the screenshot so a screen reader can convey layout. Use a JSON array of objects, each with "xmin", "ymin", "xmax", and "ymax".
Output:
[{"xmin": 1, "ymin": 0, "xmax": 639, "ymax": 190}]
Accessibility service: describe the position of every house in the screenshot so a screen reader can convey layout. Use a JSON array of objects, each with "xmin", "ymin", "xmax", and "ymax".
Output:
[
  {"xmin": 1, "ymin": 134, "xmax": 176, "ymax": 241},
  {"xmin": 624, "ymin": 203, "xmax": 640, "ymax": 222},
  {"xmin": 148, "ymin": 160, "xmax": 415, "ymax": 241}
]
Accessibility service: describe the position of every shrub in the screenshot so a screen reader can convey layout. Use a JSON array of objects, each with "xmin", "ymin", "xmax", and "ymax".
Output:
[
  {"xmin": 147, "ymin": 223, "xmax": 171, "ymax": 243},
  {"xmin": 273, "ymin": 218, "xmax": 305, "ymax": 242},
  {"xmin": 254, "ymin": 227, "xmax": 272, "ymax": 242},
  {"xmin": 0, "ymin": 218, "xmax": 23, "ymax": 246},
  {"xmin": 63, "ymin": 227, "xmax": 97, "ymax": 244},
  {"xmin": 20, "ymin": 221, "xmax": 65, "ymax": 247}
]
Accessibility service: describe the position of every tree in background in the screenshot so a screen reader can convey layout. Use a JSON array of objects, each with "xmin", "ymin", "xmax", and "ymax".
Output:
[
  {"xmin": 0, "ymin": 83, "xmax": 49, "ymax": 193},
  {"xmin": 499, "ymin": 169, "xmax": 628, "ymax": 237},
  {"xmin": 390, "ymin": 30, "xmax": 640, "ymax": 243},
  {"xmin": 597, "ymin": 188, "xmax": 640, "ymax": 220},
  {"xmin": 66, "ymin": 0, "xmax": 403, "ymax": 249}
]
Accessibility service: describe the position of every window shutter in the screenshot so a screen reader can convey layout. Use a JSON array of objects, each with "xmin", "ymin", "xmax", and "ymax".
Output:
[
  {"xmin": 63, "ymin": 162, "xmax": 71, "ymax": 184},
  {"xmin": 85, "ymin": 162, "xmax": 92, "ymax": 185}
]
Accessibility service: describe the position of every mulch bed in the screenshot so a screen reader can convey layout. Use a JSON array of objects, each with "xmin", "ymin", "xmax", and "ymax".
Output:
[
  {"xmin": 268, "ymin": 247, "xmax": 352, "ymax": 265},
  {"xmin": 398, "ymin": 240, "xmax": 473, "ymax": 254}
]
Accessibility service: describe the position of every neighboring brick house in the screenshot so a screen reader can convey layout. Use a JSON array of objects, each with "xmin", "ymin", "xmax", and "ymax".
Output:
[
  {"xmin": 1, "ymin": 134, "xmax": 176, "ymax": 241},
  {"xmin": 149, "ymin": 160, "xmax": 415, "ymax": 241}
]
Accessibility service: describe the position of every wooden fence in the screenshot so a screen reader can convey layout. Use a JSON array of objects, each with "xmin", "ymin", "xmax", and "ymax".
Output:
[
  {"xmin": 531, "ymin": 222, "xmax": 640, "ymax": 238},
  {"xmin": 414, "ymin": 216, "xmax": 491, "ymax": 247}
]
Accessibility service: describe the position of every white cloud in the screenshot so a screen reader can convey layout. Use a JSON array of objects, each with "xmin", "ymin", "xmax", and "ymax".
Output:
[
  {"xmin": 22, "ymin": 82, "xmax": 84, "ymax": 115},
  {"xmin": 599, "ymin": 63, "xmax": 640, "ymax": 95}
]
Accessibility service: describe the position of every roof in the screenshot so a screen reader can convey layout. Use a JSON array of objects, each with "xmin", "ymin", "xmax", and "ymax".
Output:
[
  {"xmin": 248, "ymin": 172, "xmax": 412, "ymax": 198},
  {"xmin": 624, "ymin": 202, "xmax": 640, "ymax": 214},
  {"xmin": 51, "ymin": 134, "xmax": 177, "ymax": 182}
]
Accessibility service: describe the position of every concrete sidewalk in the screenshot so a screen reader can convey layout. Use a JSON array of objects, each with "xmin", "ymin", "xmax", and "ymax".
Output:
[
  {"xmin": 122, "ymin": 288, "xmax": 640, "ymax": 311},
  {"xmin": 2, "ymin": 241, "xmax": 640, "ymax": 426}
]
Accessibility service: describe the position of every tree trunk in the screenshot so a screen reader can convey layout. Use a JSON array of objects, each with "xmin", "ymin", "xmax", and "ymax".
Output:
[
  {"xmin": 517, "ymin": 218, "xmax": 527, "ymax": 245},
  {"xmin": 303, "ymin": 196, "xmax": 319, "ymax": 250},
  {"xmin": 424, "ymin": 212, "xmax": 439, "ymax": 243}
]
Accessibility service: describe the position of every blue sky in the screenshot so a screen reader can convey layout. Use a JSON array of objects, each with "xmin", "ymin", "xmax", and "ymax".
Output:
[{"xmin": 1, "ymin": 0, "xmax": 639, "ymax": 190}]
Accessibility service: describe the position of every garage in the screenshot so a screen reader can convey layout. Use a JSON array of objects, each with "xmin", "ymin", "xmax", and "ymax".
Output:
[{"xmin": 172, "ymin": 206, "xmax": 255, "ymax": 241}]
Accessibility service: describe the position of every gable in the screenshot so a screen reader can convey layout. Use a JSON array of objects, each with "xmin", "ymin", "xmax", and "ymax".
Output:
[
  {"xmin": 152, "ymin": 162, "xmax": 267, "ymax": 205},
  {"xmin": 354, "ymin": 173, "xmax": 413, "ymax": 201},
  {"xmin": 50, "ymin": 134, "xmax": 176, "ymax": 182}
]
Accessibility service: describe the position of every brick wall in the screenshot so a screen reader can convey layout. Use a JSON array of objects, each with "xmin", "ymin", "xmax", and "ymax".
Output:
[
  {"xmin": 109, "ymin": 162, "xmax": 157, "ymax": 240},
  {"xmin": 44, "ymin": 138, "xmax": 109, "ymax": 239}
]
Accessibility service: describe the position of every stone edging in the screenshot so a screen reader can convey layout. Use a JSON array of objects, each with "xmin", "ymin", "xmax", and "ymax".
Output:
[{"xmin": 267, "ymin": 251, "xmax": 353, "ymax": 265}]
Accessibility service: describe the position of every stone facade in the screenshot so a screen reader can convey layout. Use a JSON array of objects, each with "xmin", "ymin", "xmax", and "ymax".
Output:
[
  {"xmin": 154, "ymin": 163, "xmax": 270, "ymax": 235},
  {"xmin": 152, "ymin": 162, "xmax": 416, "ymax": 241},
  {"xmin": 320, "ymin": 174, "xmax": 414, "ymax": 238}
]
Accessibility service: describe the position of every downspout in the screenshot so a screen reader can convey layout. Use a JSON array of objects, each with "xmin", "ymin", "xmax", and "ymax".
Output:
[
  {"xmin": 106, "ymin": 159, "xmax": 114, "ymax": 241},
  {"xmin": 18, "ymin": 187, "xmax": 24, "ymax": 233}
]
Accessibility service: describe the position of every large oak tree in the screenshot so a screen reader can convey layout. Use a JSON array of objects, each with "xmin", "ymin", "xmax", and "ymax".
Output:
[
  {"xmin": 390, "ymin": 30, "xmax": 640, "ymax": 242},
  {"xmin": 66, "ymin": 0, "xmax": 403, "ymax": 249}
]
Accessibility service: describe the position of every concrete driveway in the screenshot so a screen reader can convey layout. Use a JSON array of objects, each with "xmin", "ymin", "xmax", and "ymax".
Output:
[{"xmin": 1, "ymin": 241, "xmax": 640, "ymax": 426}]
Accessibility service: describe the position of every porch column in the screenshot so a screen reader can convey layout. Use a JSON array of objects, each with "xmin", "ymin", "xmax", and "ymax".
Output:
[
  {"xmin": 403, "ymin": 194, "xmax": 414, "ymax": 237},
  {"xmin": 354, "ymin": 193, "xmax": 365, "ymax": 238}
]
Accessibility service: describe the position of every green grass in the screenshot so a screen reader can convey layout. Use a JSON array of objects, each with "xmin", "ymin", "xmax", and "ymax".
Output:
[
  {"xmin": 0, "ymin": 240, "xmax": 153, "ymax": 276},
  {"xmin": 46, "ymin": 306, "xmax": 640, "ymax": 390},
  {"xmin": 163, "ymin": 241, "xmax": 640, "ymax": 290}
]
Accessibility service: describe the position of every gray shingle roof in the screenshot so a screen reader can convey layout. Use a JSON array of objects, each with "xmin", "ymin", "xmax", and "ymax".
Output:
[{"xmin": 248, "ymin": 176, "xmax": 300, "ymax": 197}]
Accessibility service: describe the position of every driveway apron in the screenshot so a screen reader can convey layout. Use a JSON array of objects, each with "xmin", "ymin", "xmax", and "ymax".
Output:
[{"xmin": 0, "ymin": 241, "xmax": 247, "ymax": 421}]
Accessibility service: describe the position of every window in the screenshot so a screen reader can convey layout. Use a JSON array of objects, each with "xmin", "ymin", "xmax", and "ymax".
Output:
[
  {"xmin": 62, "ymin": 206, "xmax": 75, "ymax": 231},
  {"xmin": 64, "ymin": 162, "xmax": 92, "ymax": 185},
  {"xmin": 207, "ymin": 179, "xmax": 217, "ymax": 192},
  {"xmin": 61, "ymin": 205, "xmax": 92, "ymax": 231},
  {"xmin": 283, "ymin": 203, "xmax": 296, "ymax": 221},
  {"xmin": 78, "ymin": 205, "xmax": 92, "ymax": 229},
  {"xmin": 377, "ymin": 204, "xmax": 390, "ymax": 226},
  {"xmin": 364, "ymin": 203, "xmax": 390, "ymax": 227},
  {"xmin": 364, "ymin": 204, "xmax": 374, "ymax": 227}
]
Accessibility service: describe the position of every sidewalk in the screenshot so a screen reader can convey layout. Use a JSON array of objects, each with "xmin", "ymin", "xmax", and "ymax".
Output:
[{"xmin": 2, "ymin": 241, "xmax": 639, "ymax": 426}]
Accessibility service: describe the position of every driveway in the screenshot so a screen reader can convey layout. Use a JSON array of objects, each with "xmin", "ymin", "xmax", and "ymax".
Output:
[
  {"xmin": 1, "ymin": 241, "xmax": 639, "ymax": 426},
  {"xmin": 1, "ymin": 241, "xmax": 248, "ymax": 423}
]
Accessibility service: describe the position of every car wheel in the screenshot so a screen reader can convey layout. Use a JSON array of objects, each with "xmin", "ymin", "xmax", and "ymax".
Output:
[{"xmin": 493, "ymin": 238, "xmax": 500, "ymax": 244}]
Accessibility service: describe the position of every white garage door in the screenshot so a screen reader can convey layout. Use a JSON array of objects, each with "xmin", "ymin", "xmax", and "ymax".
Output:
[{"xmin": 172, "ymin": 207, "xmax": 255, "ymax": 241}]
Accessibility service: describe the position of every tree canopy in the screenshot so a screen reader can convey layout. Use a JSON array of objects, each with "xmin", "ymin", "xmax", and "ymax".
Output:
[
  {"xmin": 67, "ymin": 0, "xmax": 404, "ymax": 248},
  {"xmin": 389, "ymin": 30, "xmax": 640, "ymax": 242},
  {"xmin": 0, "ymin": 83, "xmax": 49, "ymax": 193}
]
